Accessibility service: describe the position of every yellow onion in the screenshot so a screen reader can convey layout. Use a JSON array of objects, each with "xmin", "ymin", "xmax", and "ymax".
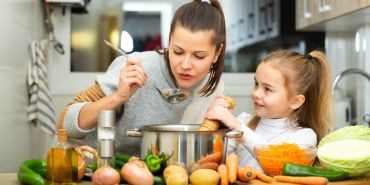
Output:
[
  {"xmin": 121, "ymin": 157, "xmax": 154, "ymax": 185},
  {"xmin": 92, "ymin": 166, "xmax": 120, "ymax": 185},
  {"xmin": 77, "ymin": 153, "xmax": 86, "ymax": 180}
]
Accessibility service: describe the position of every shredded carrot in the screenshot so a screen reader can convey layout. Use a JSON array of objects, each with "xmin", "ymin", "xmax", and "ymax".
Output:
[{"xmin": 255, "ymin": 143, "xmax": 314, "ymax": 176}]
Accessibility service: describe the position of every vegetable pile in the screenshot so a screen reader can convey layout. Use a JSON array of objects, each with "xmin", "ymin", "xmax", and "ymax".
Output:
[{"xmin": 317, "ymin": 125, "xmax": 370, "ymax": 177}]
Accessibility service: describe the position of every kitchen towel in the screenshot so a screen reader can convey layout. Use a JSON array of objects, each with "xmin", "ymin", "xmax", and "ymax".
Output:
[{"xmin": 27, "ymin": 40, "xmax": 56, "ymax": 135}]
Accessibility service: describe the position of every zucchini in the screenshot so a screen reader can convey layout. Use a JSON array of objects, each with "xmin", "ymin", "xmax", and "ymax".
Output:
[{"xmin": 282, "ymin": 163, "xmax": 348, "ymax": 181}]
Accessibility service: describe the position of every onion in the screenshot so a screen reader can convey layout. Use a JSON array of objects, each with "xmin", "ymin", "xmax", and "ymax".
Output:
[
  {"xmin": 121, "ymin": 157, "xmax": 154, "ymax": 185},
  {"xmin": 92, "ymin": 166, "xmax": 120, "ymax": 185},
  {"xmin": 77, "ymin": 153, "xmax": 86, "ymax": 180}
]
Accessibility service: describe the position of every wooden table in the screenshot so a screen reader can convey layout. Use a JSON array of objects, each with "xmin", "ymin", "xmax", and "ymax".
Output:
[{"xmin": 2, "ymin": 173, "xmax": 369, "ymax": 185}]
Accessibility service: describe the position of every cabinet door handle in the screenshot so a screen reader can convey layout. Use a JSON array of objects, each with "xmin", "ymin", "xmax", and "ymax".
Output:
[
  {"xmin": 319, "ymin": 0, "xmax": 331, "ymax": 12},
  {"xmin": 303, "ymin": 0, "xmax": 312, "ymax": 18}
]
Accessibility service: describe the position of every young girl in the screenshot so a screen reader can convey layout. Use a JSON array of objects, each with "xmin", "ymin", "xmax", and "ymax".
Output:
[{"xmin": 205, "ymin": 50, "xmax": 333, "ymax": 170}]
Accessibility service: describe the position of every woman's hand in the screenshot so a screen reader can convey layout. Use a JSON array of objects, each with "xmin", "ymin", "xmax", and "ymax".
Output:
[
  {"xmin": 113, "ymin": 58, "xmax": 148, "ymax": 103},
  {"xmin": 205, "ymin": 95, "xmax": 242, "ymax": 130}
]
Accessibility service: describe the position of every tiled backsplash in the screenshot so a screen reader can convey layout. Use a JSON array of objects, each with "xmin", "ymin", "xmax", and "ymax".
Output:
[{"xmin": 0, "ymin": 0, "xmax": 54, "ymax": 172}]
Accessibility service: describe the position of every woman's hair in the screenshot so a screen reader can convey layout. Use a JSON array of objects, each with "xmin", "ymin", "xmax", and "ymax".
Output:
[
  {"xmin": 163, "ymin": 0, "xmax": 226, "ymax": 96},
  {"xmin": 248, "ymin": 50, "xmax": 333, "ymax": 142}
]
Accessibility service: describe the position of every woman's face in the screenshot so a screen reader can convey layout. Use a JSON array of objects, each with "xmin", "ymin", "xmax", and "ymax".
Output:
[
  {"xmin": 252, "ymin": 62, "xmax": 296, "ymax": 119},
  {"xmin": 168, "ymin": 24, "xmax": 221, "ymax": 88}
]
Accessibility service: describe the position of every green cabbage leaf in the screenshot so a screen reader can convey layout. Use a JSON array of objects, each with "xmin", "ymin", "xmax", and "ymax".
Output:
[{"xmin": 317, "ymin": 125, "xmax": 370, "ymax": 177}]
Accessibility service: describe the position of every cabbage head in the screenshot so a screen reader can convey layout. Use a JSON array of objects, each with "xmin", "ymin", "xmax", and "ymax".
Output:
[{"xmin": 317, "ymin": 125, "xmax": 370, "ymax": 177}]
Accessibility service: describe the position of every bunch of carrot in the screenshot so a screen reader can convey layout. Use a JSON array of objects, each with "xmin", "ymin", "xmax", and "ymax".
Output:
[
  {"xmin": 218, "ymin": 153, "xmax": 273, "ymax": 185},
  {"xmin": 255, "ymin": 143, "xmax": 314, "ymax": 175}
]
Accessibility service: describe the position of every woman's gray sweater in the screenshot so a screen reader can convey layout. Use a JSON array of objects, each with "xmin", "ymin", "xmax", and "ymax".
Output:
[{"xmin": 63, "ymin": 51, "xmax": 222, "ymax": 155}]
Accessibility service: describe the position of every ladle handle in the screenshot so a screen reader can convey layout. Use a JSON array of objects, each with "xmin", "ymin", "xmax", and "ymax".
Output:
[
  {"xmin": 126, "ymin": 129, "xmax": 142, "ymax": 137},
  {"xmin": 224, "ymin": 130, "xmax": 243, "ymax": 138}
]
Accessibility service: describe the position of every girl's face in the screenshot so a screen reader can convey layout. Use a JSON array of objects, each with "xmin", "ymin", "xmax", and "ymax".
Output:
[
  {"xmin": 252, "ymin": 62, "xmax": 296, "ymax": 119},
  {"xmin": 168, "ymin": 24, "xmax": 222, "ymax": 88}
]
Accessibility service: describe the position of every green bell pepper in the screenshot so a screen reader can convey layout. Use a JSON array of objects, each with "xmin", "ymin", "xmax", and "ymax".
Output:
[
  {"xmin": 282, "ymin": 163, "xmax": 348, "ymax": 181},
  {"xmin": 86, "ymin": 160, "xmax": 98, "ymax": 172},
  {"xmin": 113, "ymin": 153, "xmax": 131, "ymax": 169},
  {"xmin": 114, "ymin": 153, "xmax": 131, "ymax": 163},
  {"xmin": 17, "ymin": 159, "xmax": 46, "ymax": 185},
  {"xmin": 144, "ymin": 154, "xmax": 164, "ymax": 173},
  {"xmin": 153, "ymin": 176, "xmax": 165, "ymax": 185}
]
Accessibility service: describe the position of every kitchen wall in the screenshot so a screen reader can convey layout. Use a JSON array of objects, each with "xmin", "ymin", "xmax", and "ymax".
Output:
[
  {"xmin": 326, "ymin": 25, "xmax": 370, "ymax": 126},
  {"xmin": 0, "ymin": 0, "xmax": 53, "ymax": 172}
]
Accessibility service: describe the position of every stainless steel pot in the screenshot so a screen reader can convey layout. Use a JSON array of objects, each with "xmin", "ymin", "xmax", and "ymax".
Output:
[{"xmin": 126, "ymin": 124, "xmax": 242, "ymax": 173}]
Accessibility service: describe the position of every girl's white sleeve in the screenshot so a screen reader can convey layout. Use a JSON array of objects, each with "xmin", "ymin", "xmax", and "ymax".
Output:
[
  {"xmin": 227, "ymin": 112, "xmax": 254, "ymax": 152},
  {"xmin": 239, "ymin": 124, "xmax": 268, "ymax": 155}
]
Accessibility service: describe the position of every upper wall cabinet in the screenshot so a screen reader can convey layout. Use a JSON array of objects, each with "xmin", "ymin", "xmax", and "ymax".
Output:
[
  {"xmin": 221, "ymin": 0, "xmax": 280, "ymax": 53},
  {"xmin": 296, "ymin": 0, "xmax": 370, "ymax": 31}
]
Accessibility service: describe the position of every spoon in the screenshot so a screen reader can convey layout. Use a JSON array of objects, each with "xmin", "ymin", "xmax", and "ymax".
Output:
[{"xmin": 103, "ymin": 39, "xmax": 189, "ymax": 104}]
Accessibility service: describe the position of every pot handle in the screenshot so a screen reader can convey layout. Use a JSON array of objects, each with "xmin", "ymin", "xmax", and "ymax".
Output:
[
  {"xmin": 126, "ymin": 129, "xmax": 142, "ymax": 137},
  {"xmin": 225, "ymin": 130, "xmax": 243, "ymax": 138}
]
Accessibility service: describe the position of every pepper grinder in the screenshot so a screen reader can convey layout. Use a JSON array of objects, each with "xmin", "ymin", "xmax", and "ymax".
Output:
[{"xmin": 97, "ymin": 110, "xmax": 115, "ymax": 167}]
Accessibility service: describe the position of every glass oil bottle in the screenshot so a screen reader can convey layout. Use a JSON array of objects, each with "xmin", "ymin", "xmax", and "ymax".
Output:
[{"xmin": 46, "ymin": 129, "xmax": 78, "ymax": 185}]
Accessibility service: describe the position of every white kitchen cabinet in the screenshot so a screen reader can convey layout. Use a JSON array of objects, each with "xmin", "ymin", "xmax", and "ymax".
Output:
[
  {"xmin": 221, "ymin": 0, "xmax": 280, "ymax": 52},
  {"xmin": 296, "ymin": 0, "xmax": 370, "ymax": 31}
]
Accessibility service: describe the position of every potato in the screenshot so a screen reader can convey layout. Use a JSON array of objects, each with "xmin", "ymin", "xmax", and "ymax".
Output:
[
  {"xmin": 190, "ymin": 169, "xmax": 220, "ymax": 185},
  {"xmin": 163, "ymin": 165, "xmax": 188, "ymax": 185}
]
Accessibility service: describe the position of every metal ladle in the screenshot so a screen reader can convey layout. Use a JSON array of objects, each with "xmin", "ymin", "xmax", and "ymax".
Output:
[{"xmin": 103, "ymin": 40, "xmax": 189, "ymax": 104}]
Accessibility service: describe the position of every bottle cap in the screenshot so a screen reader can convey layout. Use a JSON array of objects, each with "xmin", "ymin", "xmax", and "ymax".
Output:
[
  {"xmin": 57, "ymin": 129, "xmax": 68, "ymax": 143},
  {"xmin": 98, "ymin": 110, "xmax": 115, "ymax": 128}
]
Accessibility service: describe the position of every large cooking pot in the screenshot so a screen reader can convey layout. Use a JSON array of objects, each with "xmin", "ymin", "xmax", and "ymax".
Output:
[{"xmin": 126, "ymin": 124, "xmax": 242, "ymax": 173}]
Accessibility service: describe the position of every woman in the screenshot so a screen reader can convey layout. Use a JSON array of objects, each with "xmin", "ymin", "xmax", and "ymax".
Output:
[{"xmin": 57, "ymin": 0, "xmax": 226, "ymax": 155}]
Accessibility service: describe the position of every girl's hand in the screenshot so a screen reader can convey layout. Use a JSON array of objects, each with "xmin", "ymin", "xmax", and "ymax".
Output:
[
  {"xmin": 207, "ymin": 94, "xmax": 230, "ymax": 110},
  {"xmin": 205, "ymin": 95, "xmax": 242, "ymax": 130},
  {"xmin": 113, "ymin": 58, "xmax": 148, "ymax": 103}
]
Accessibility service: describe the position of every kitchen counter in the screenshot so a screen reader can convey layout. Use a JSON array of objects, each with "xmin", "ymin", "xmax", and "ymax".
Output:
[{"xmin": 2, "ymin": 173, "xmax": 369, "ymax": 185}]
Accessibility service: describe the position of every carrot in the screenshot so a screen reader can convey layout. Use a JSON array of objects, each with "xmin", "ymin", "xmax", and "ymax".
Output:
[
  {"xmin": 255, "ymin": 169, "xmax": 272, "ymax": 183},
  {"xmin": 237, "ymin": 166, "xmax": 256, "ymax": 182},
  {"xmin": 226, "ymin": 153, "xmax": 238, "ymax": 183},
  {"xmin": 199, "ymin": 162, "xmax": 219, "ymax": 171},
  {"xmin": 218, "ymin": 164, "xmax": 228, "ymax": 185},
  {"xmin": 198, "ymin": 152, "xmax": 222, "ymax": 165},
  {"xmin": 213, "ymin": 136, "xmax": 223, "ymax": 153},
  {"xmin": 274, "ymin": 175, "xmax": 328, "ymax": 185}
]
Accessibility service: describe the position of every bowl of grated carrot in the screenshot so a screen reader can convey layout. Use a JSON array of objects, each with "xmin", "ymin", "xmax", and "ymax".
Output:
[{"xmin": 254, "ymin": 143, "xmax": 316, "ymax": 176}]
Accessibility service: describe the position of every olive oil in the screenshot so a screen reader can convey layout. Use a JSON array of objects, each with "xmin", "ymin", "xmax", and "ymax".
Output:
[{"xmin": 46, "ymin": 129, "xmax": 78, "ymax": 185}]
